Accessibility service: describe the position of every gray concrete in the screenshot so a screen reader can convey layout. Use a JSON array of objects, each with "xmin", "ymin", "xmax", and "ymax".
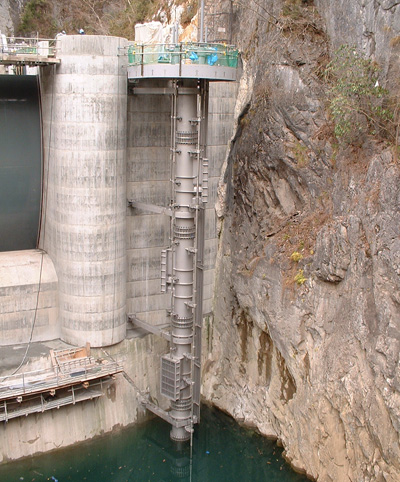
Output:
[
  {"xmin": 0, "ymin": 250, "xmax": 59, "ymax": 345},
  {"xmin": 126, "ymin": 86, "xmax": 171, "ymax": 326},
  {"xmin": 128, "ymin": 63, "xmax": 237, "ymax": 81},
  {"xmin": 0, "ymin": 38, "xmax": 237, "ymax": 349},
  {"xmin": 126, "ymin": 81, "xmax": 238, "ymax": 326},
  {"xmin": 39, "ymin": 36, "xmax": 128, "ymax": 347}
]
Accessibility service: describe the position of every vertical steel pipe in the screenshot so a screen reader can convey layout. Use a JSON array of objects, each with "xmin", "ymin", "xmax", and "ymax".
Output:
[{"xmin": 169, "ymin": 80, "xmax": 199, "ymax": 442}]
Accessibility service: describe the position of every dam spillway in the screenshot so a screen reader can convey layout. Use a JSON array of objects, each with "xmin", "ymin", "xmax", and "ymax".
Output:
[{"xmin": 0, "ymin": 34, "xmax": 239, "ymax": 457}]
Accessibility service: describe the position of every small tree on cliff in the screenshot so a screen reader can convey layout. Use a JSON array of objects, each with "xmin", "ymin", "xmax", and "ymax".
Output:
[{"xmin": 325, "ymin": 45, "xmax": 393, "ymax": 144}]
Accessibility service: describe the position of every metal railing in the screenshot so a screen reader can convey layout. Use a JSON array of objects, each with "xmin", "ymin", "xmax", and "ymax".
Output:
[
  {"xmin": 0, "ymin": 379, "xmax": 109, "ymax": 423},
  {"xmin": 125, "ymin": 42, "xmax": 239, "ymax": 69},
  {"xmin": 0, "ymin": 36, "xmax": 57, "ymax": 58}
]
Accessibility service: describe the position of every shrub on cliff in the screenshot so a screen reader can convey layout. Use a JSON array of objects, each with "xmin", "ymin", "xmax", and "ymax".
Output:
[
  {"xmin": 18, "ymin": 0, "xmax": 57, "ymax": 37},
  {"xmin": 325, "ymin": 45, "xmax": 393, "ymax": 144}
]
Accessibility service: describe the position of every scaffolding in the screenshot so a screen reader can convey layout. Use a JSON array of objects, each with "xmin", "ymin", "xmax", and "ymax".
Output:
[
  {"xmin": 0, "ymin": 345, "xmax": 122, "ymax": 423},
  {"xmin": 0, "ymin": 36, "xmax": 60, "ymax": 66}
]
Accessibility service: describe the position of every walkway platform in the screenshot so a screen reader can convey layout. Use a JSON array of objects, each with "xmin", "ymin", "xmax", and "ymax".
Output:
[
  {"xmin": 0, "ymin": 37, "xmax": 59, "ymax": 67},
  {"xmin": 126, "ymin": 42, "xmax": 238, "ymax": 81},
  {"xmin": 0, "ymin": 343, "xmax": 122, "ymax": 423}
]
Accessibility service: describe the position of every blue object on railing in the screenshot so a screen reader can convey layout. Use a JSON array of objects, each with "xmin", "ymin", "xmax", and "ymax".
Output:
[
  {"xmin": 189, "ymin": 52, "xmax": 198, "ymax": 62},
  {"xmin": 207, "ymin": 53, "xmax": 218, "ymax": 66}
]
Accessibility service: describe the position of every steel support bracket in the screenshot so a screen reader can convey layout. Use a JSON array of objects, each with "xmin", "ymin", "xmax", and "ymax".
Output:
[
  {"xmin": 128, "ymin": 200, "xmax": 172, "ymax": 217},
  {"xmin": 128, "ymin": 315, "xmax": 171, "ymax": 342}
]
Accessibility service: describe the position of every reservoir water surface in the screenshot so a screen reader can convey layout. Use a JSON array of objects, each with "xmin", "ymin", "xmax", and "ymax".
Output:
[{"xmin": 0, "ymin": 405, "xmax": 309, "ymax": 481}]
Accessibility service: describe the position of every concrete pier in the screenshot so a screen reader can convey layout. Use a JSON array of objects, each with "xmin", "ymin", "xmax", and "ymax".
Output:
[
  {"xmin": 0, "ymin": 334, "xmax": 168, "ymax": 464},
  {"xmin": 40, "ymin": 36, "xmax": 128, "ymax": 347}
]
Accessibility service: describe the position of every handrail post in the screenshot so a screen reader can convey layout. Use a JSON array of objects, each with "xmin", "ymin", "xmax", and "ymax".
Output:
[
  {"xmin": 179, "ymin": 43, "xmax": 182, "ymax": 77},
  {"xmin": 200, "ymin": 0, "xmax": 205, "ymax": 43},
  {"xmin": 141, "ymin": 44, "xmax": 144, "ymax": 77}
]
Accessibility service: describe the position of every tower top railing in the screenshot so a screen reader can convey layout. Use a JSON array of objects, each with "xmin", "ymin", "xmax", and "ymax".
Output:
[
  {"xmin": 125, "ymin": 42, "xmax": 239, "ymax": 81},
  {"xmin": 125, "ymin": 42, "xmax": 238, "ymax": 68}
]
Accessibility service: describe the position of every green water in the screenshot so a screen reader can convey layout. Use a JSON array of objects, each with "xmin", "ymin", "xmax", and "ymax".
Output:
[{"xmin": 0, "ymin": 405, "xmax": 309, "ymax": 482}]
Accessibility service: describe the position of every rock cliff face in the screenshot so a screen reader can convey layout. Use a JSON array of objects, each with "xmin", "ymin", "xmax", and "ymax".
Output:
[
  {"xmin": 202, "ymin": 1, "xmax": 400, "ymax": 481},
  {"xmin": 0, "ymin": 0, "xmax": 28, "ymax": 35},
  {"xmin": 0, "ymin": 0, "xmax": 13, "ymax": 34}
]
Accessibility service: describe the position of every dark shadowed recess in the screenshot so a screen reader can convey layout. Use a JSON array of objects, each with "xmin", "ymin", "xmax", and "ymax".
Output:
[{"xmin": 0, "ymin": 74, "xmax": 42, "ymax": 252}]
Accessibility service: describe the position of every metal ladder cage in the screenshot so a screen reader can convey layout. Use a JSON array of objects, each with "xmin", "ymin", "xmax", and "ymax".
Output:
[
  {"xmin": 168, "ymin": 80, "xmax": 179, "ymax": 321},
  {"xmin": 191, "ymin": 79, "xmax": 208, "ymax": 431}
]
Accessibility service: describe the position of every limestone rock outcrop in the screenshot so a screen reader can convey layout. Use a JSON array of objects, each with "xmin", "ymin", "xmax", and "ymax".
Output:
[{"xmin": 202, "ymin": 1, "xmax": 400, "ymax": 481}]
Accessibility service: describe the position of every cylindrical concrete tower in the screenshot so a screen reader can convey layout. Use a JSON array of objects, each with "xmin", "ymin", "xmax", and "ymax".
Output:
[{"xmin": 40, "ymin": 36, "xmax": 127, "ymax": 347}]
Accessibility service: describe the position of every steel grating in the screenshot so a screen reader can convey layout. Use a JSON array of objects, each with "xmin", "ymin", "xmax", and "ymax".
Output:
[{"xmin": 160, "ymin": 354, "xmax": 181, "ymax": 401}]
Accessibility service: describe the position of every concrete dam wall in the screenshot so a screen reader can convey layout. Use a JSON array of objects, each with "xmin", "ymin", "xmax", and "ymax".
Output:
[{"xmin": 0, "ymin": 35, "xmax": 238, "ymax": 461}]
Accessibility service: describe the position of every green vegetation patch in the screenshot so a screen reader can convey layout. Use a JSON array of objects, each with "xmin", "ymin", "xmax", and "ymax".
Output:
[
  {"xmin": 19, "ymin": 0, "xmax": 57, "ymax": 37},
  {"xmin": 325, "ymin": 44, "xmax": 394, "ymax": 144}
]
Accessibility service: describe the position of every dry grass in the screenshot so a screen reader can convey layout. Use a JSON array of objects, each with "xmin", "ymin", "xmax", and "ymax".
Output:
[{"xmin": 389, "ymin": 35, "xmax": 400, "ymax": 48}]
